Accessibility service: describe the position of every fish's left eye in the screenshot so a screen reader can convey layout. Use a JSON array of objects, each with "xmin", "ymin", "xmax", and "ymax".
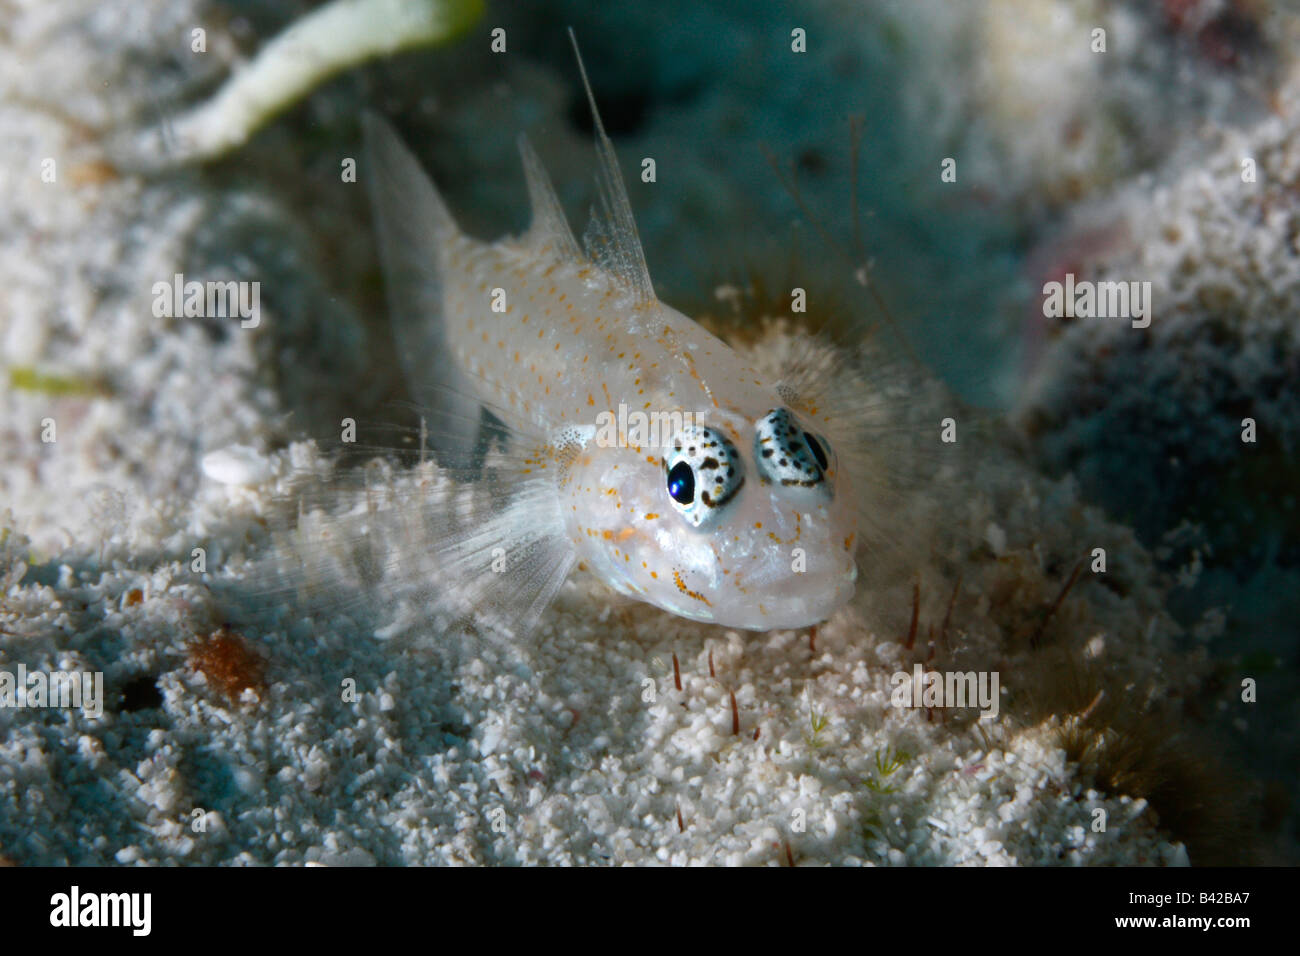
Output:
[
  {"xmin": 663, "ymin": 424, "xmax": 744, "ymax": 528},
  {"xmin": 803, "ymin": 432, "xmax": 830, "ymax": 471},
  {"xmin": 754, "ymin": 408, "xmax": 828, "ymax": 488}
]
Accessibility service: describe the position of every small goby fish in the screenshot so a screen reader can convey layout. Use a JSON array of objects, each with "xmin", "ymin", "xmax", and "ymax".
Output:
[{"xmin": 360, "ymin": 34, "xmax": 859, "ymax": 635}]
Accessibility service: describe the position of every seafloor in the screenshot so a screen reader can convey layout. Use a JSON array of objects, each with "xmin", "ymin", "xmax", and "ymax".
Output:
[{"xmin": 0, "ymin": 0, "xmax": 1296, "ymax": 864}]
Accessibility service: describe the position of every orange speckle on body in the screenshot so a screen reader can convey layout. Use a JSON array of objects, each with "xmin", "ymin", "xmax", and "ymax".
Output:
[{"xmin": 672, "ymin": 570, "xmax": 711, "ymax": 606}]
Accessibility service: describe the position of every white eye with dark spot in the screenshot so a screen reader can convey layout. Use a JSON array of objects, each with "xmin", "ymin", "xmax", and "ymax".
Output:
[
  {"xmin": 803, "ymin": 430, "xmax": 833, "ymax": 473},
  {"xmin": 663, "ymin": 424, "xmax": 744, "ymax": 527},
  {"xmin": 754, "ymin": 408, "xmax": 828, "ymax": 488}
]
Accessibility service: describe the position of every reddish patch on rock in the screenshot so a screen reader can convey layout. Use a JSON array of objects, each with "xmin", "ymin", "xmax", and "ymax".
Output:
[{"xmin": 188, "ymin": 626, "xmax": 265, "ymax": 704}]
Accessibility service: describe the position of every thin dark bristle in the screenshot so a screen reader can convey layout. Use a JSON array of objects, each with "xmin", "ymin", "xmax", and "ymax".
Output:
[
  {"xmin": 905, "ymin": 579, "xmax": 920, "ymax": 650},
  {"xmin": 940, "ymin": 574, "xmax": 961, "ymax": 652},
  {"xmin": 1030, "ymin": 560, "xmax": 1083, "ymax": 649}
]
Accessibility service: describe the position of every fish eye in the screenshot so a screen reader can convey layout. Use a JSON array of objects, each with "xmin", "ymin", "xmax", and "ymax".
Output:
[
  {"xmin": 667, "ymin": 461, "xmax": 694, "ymax": 504},
  {"xmin": 803, "ymin": 432, "xmax": 829, "ymax": 471},
  {"xmin": 663, "ymin": 424, "xmax": 744, "ymax": 527},
  {"xmin": 754, "ymin": 408, "xmax": 827, "ymax": 488}
]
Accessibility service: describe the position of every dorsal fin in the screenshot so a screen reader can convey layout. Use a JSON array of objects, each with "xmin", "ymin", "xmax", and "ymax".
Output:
[
  {"xmin": 362, "ymin": 111, "xmax": 480, "ymax": 463},
  {"xmin": 567, "ymin": 28, "xmax": 656, "ymax": 308},
  {"xmin": 518, "ymin": 132, "xmax": 583, "ymax": 262}
]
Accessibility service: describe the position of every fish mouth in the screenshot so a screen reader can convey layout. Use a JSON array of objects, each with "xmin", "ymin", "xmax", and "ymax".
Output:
[{"xmin": 732, "ymin": 560, "xmax": 857, "ymax": 630}]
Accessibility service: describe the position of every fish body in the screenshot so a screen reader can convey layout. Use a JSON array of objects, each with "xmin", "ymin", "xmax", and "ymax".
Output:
[
  {"xmin": 424, "ymin": 225, "xmax": 858, "ymax": 628},
  {"xmin": 360, "ymin": 42, "xmax": 859, "ymax": 635}
]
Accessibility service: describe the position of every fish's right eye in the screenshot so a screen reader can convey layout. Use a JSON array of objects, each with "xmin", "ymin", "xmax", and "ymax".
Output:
[
  {"xmin": 667, "ymin": 462, "xmax": 694, "ymax": 504},
  {"xmin": 663, "ymin": 424, "xmax": 744, "ymax": 528}
]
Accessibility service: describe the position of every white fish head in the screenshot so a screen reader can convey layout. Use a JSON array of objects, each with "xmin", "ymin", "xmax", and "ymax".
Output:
[{"xmin": 566, "ymin": 405, "xmax": 858, "ymax": 630}]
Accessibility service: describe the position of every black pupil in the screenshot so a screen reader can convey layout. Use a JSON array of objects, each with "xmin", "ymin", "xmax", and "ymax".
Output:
[
  {"xmin": 804, "ymin": 433, "xmax": 829, "ymax": 470},
  {"xmin": 667, "ymin": 462, "xmax": 695, "ymax": 504}
]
